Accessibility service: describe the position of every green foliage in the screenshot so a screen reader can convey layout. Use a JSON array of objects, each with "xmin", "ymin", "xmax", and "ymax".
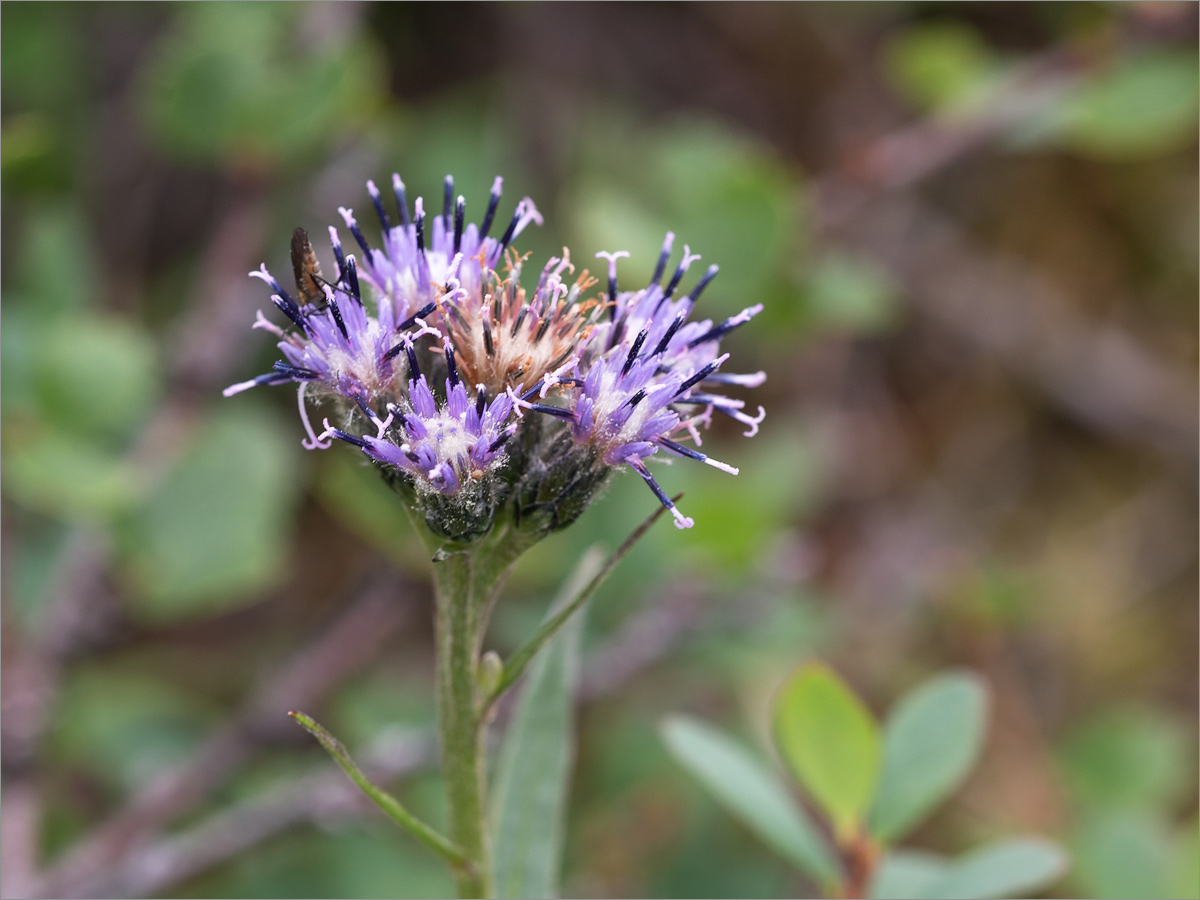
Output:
[
  {"xmin": 801, "ymin": 253, "xmax": 900, "ymax": 335},
  {"xmin": 121, "ymin": 403, "xmax": 302, "ymax": 620},
  {"xmin": 870, "ymin": 672, "xmax": 988, "ymax": 842},
  {"xmin": 0, "ymin": 2, "xmax": 85, "ymax": 114},
  {"xmin": 921, "ymin": 838, "xmax": 1067, "ymax": 900},
  {"xmin": 315, "ymin": 449, "xmax": 426, "ymax": 571},
  {"xmin": 4, "ymin": 431, "xmax": 140, "ymax": 521},
  {"xmin": 661, "ymin": 715, "xmax": 840, "ymax": 888},
  {"xmin": 665, "ymin": 665, "xmax": 1067, "ymax": 898},
  {"xmin": 139, "ymin": 3, "xmax": 384, "ymax": 168},
  {"xmin": 52, "ymin": 663, "xmax": 215, "ymax": 793},
  {"xmin": 35, "ymin": 315, "xmax": 159, "ymax": 441},
  {"xmin": 1071, "ymin": 812, "xmax": 1172, "ymax": 899},
  {"xmin": 1060, "ymin": 705, "xmax": 1192, "ymax": 812},
  {"xmin": 870, "ymin": 850, "xmax": 950, "ymax": 900},
  {"xmin": 773, "ymin": 662, "xmax": 882, "ymax": 841},
  {"xmin": 491, "ymin": 552, "xmax": 596, "ymax": 899},
  {"xmin": 1051, "ymin": 51, "xmax": 1200, "ymax": 160},
  {"xmin": 873, "ymin": 838, "xmax": 1067, "ymax": 900},
  {"xmin": 883, "ymin": 21, "xmax": 999, "ymax": 112},
  {"xmin": 567, "ymin": 116, "xmax": 804, "ymax": 319}
]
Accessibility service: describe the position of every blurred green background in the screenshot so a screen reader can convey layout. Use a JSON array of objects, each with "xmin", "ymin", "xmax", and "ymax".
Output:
[{"xmin": 1, "ymin": 3, "xmax": 1196, "ymax": 898}]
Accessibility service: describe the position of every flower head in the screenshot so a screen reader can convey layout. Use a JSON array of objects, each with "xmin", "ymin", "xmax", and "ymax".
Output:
[
  {"xmin": 225, "ymin": 175, "xmax": 765, "ymax": 538},
  {"xmin": 519, "ymin": 234, "xmax": 765, "ymax": 528}
]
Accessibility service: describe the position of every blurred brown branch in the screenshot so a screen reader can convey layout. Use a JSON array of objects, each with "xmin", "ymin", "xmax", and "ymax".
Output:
[{"xmin": 28, "ymin": 567, "xmax": 417, "ymax": 900}]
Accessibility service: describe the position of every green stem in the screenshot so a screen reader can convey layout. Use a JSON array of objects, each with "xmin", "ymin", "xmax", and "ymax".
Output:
[
  {"xmin": 433, "ymin": 549, "xmax": 492, "ymax": 899},
  {"xmin": 431, "ymin": 524, "xmax": 537, "ymax": 899}
]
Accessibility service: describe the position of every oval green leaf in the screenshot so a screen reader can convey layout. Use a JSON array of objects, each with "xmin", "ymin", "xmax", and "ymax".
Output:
[
  {"xmin": 661, "ymin": 715, "xmax": 841, "ymax": 888},
  {"xmin": 773, "ymin": 662, "xmax": 882, "ymax": 841},
  {"xmin": 870, "ymin": 850, "xmax": 950, "ymax": 900},
  {"xmin": 869, "ymin": 671, "xmax": 988, "ymax": 842},
  {"xmin": 923, "ymin": 837, "xmax": 1068, "ymax": 899}
]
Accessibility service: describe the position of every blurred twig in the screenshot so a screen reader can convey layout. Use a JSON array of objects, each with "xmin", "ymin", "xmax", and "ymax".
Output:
[
  {"xmin": 813, "ymin": 38, "xmax": 1197, "ymax": 468},
  {"xmin": 0, "ymin": 183, "xmax": 271, "ymax": 900},
  {"xmin": 29, "ymin": 567, "xmax": 415, "ymax": 899}
]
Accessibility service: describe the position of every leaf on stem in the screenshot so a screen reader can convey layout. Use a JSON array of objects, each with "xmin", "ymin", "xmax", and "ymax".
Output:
[
  {"xmin": 661, "ymin": 715, "xmax": 842, "ymax": 889},
  {"xmin": 869, "ymin": 671, "xmax": 988, "ymax": 843},
  {"xmin": 773, "ymin": 662, "xmax": 882, "ymax": 843},
  {"xmin": 483, "ymin": 496, "xmax": 677, "ymax": 711},
  {"xmin": 490, "ymin": 549, "xmax": 600, "ymax": 900},
  {"xmin": 288, "ymin": 711, "xmax": 468, "ymax": 869},
  {"xmin": 920, "ymin": 837, "xmax": 1068, "ymax": 899}
]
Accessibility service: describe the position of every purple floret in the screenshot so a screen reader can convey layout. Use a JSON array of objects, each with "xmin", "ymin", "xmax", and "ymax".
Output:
[{"xmin": 322, "ymin": 341, "xmax": 516, "ymax": 496}]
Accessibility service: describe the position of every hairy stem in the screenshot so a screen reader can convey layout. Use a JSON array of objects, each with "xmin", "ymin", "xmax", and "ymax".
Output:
[
  {"xmin": 433, "ymin": 550, "xmax": 492, "ymax": 899},
  {"xmin": 431, "ymin": 525, "xmax": 537, "ymax": 898}
]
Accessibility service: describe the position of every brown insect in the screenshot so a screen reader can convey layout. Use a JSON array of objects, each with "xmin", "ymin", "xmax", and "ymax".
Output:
[{"xmin": 290, "ymin": 227, "xmax": 326, "ymax": 307}]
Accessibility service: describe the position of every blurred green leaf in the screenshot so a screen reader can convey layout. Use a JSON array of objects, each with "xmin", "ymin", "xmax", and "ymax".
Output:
[
  {"xmin": 36, "ymin": 314, "xmax": 159, "ymax": 441},
  {"xmin": 920, "ymin": 837, "xmax": 1068, "ymax": 899},
  {"xmin": 1071, "ymin": 811, "xmax": 1171, "ymax": 899},
  {"xmin": 662, "ymin": 425, "xmax": 823, "ymax": 572},
  {"xmin": 2, "ymin": 307, "xmax": 45, "ymax": 421},
  {"xmin": 1053, "ymin": 51, "xmax": 1200, "ymax": 159},
  {"xmin": 314, "ymin": 450, "xmax": 425, "ymax": 571},
  {"xmin": 140, "ymin": 3, "xmax": 384, "ymax": 168},
  {"xmin": 6, "ymin": 517, "xmax": 70, "ymax": 627},
  {"xmin": 491, "ymin": 550, "xmax": 598, "ymax": 899},
  {"xmin": 53, "ymin": 664, "xmax": 214, "ymax": 793},
  {"xmin": 123, "ymin": 403, "xmax": 301, "ymax": 620},
  {"xmin": 0, "ymin": 2, "xmax": 84, "ymax": 113},
  {"xmin": 661, "ymin": 715, "xmax": 841, "ymax": 888},
  {"xmin": 4, "ymin": 430, "xmax": 140, "ymax": 521},
  {"xmin": 869, "ymin": 671, "xmax": 988, "ymax": 843},
  {"xmin": 773, "ymin": 662, "xmax": 882, "ymax": 841},
  {"xmin": 883, "ymin": 21, "xmax": 999, "ymax": 112},
  {"xmin": 1059, "ymin": 705, "xmax": 1192, "ymax": 812},
  {"xmin": 17, "ymin": 205, "xmax": 98, "ymax": 313},
  {"xmin": 568, "ymin": 117, "xmax": 803, "ymax": 318},
  {"xmin": 870, "ymin": 850, "xmax": 950, "ymax": 900},
  {"xmin": 1169, "ymin": 820, "xmax": 1200, "ymax": 900},
  {"xmin": 802, "ymin": 253, "xmax": 900, "ymax": 334}
]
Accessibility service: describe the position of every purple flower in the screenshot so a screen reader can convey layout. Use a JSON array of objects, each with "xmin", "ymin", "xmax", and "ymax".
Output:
[
  {"xmin": 519, "ymin": 234, "xmax": 766, "ymax": 529},
  {"xmin": 225, "ymin": 175, "xmax": 541, "ymax": 450},
  {"xmin": 322, "ymin": 339, "xmax": 516, "ymax": 496},
  {"xmin": 340, "ymin": 175, "xmax": 541, "ymax": 323},
  {"xmin": 225, "ymin": 176, "xmax": 766, "ymax": 533}
]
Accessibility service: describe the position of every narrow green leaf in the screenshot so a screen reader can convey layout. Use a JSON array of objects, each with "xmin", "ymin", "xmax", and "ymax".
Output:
[
  {"xmin": 288, "ymin": 712, "xmax": 468, "ymax": 869},
  {"xmin": 870, "ymin": 850, "xmax": 950, "ymax": 900},
  {"xmin": 869, "ymin": 671, "xmax": 988, "ymax": 842},
  {"xmin": 923, "ymin": 837, "xmax": 1068, "ymax": 899},
  {"xmin": 486, "ymin": 500, "xmax": 673, "ymax": 710},
  {"xmin": 661, "ymin": 715, "xmax": 841, "ymax": 888},
  {"xmin": 773, "ymin": 662, "xmax": 882, "ymax": 841},
  {"xmin": 490, "ymin": 549, "xmax": 601, "ymax": 900}
]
